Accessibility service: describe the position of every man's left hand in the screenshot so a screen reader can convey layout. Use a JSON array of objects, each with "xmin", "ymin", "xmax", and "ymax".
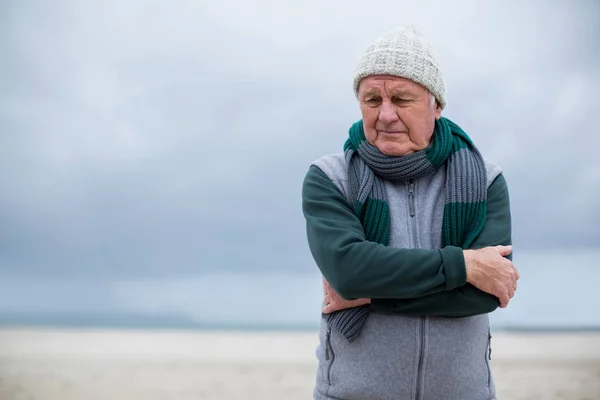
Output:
[{"xmin": 322, "ymin": 279, "xmax": 371, "ymax": 314}]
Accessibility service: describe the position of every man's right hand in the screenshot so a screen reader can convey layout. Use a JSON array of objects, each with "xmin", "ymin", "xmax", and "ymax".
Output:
[{"xmin": 463, "ymin": 245, "xmax": 519, "ymax": 308}]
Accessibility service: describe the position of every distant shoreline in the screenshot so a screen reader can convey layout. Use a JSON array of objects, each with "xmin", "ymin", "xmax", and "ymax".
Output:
[{"xmin": 2, "ymin": 321, "xmax": 600, "ymax": 333}]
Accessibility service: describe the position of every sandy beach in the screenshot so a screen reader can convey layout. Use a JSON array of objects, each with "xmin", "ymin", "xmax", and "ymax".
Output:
[{"xmin": 0, "ymin": 328, "xmax": 599, "ymax": 400}]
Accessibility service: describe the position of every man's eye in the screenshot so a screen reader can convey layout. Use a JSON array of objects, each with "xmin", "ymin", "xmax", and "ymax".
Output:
[{"xmin": 366, "ymin": 98, "xmax": 381, "ymax": 104}]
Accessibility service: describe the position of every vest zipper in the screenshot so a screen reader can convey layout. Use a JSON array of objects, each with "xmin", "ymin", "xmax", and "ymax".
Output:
[
  {"xmin": 409, "ymin": 179, "xmax": 425, "ymax": 400},
  {"xmin": 415, "ymin": 316, "xmax": 425, "ymax": 400},
  {"xmin": 408, "ymin": 180, "xmax": 417, "ymax": 246},
  {"xmin": 408, "ymin": 179, "xmax": 416, "ymax": 217}
]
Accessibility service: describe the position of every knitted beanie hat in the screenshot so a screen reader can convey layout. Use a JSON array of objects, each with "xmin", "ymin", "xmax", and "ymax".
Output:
[{"xmin": 352, "ymin": 25, "xmax": 446, "ymax": 109}]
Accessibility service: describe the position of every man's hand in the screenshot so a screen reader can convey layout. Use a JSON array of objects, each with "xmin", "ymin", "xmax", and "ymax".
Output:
[
  {"xmin": 322, "ymin": 279, "xmax": 371, "ymax": 314},
  {"xmin": 464, "ymin": 245, "xmax": 520, "ymax": 308}
]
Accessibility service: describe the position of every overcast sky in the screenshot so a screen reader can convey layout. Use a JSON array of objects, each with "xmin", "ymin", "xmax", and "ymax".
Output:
[{"xmin": 1, "ymin": 0, "xmax": 599, "ymax": 280}]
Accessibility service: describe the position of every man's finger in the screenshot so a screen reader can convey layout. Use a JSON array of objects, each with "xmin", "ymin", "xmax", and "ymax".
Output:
[
  {"xmin": 323, "ymin": 303, "xmax": 342, "ymax": 314},
  {"xmin": 513, "ymin": 267, "xmax": 520, "ymax": 280},
  {"xmin": 499, "ymin": 293, "xmax": 509, "ymax": 308},
  {"xmin": 496, "ymin": 245, "xmax": 513, "ymax": 257}
]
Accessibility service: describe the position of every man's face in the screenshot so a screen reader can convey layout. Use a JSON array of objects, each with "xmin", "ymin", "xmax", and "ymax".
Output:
[{"xmin": 358, "ymin": 75, "xmax": 442, "ymax": 157}]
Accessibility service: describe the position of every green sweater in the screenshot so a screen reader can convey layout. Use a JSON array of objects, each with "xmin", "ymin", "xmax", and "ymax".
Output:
[{"xmin": 302, "ymin": 165, "xmax": 512, "ymax": 317}]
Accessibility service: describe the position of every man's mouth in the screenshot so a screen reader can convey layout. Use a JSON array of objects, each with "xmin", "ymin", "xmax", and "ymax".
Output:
[{"xmin": 378, "ymin": 130, "xmax": 406, "ymax": 135}]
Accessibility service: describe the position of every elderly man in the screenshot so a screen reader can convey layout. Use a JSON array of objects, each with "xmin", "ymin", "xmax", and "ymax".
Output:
[{"xmin": 301, "ymin": 26, "xmax": 519, "ymax": 400}]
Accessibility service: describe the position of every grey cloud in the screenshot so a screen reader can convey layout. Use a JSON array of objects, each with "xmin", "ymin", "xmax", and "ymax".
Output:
[{"xmin": 1, "ymin": 0, "xmax": 598, "ymax": 278}]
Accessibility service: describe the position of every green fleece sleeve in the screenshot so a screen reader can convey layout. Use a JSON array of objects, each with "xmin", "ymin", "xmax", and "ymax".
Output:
[
  {"xmin": 372, "ymin": 173, "xmax": 512, "ymax": 317},
  {"xmin": 302, "ymin": 165, "xmax": 467, "ymax": 300}
]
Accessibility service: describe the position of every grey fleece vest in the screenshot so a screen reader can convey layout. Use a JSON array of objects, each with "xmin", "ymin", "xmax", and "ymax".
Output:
[{"xmin": 311, "ymin": 153, "xmax": 502, "ymax": 400}]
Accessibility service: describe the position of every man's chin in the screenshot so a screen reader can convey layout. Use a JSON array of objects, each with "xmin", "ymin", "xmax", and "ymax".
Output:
[{"xmin": 376, "ymin": 142, "xmax": 415, "ymax": 157}]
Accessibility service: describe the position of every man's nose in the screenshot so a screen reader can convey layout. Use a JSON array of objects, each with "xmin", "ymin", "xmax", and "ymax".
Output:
[{"xmin": 378, "ymin": 102, "xmax": 399, "ymax": 124}]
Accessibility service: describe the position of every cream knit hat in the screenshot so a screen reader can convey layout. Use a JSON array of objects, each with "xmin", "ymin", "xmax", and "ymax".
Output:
[{"xmin": 352, "ymin": 25, "xmax": 446, "ymax": 109}]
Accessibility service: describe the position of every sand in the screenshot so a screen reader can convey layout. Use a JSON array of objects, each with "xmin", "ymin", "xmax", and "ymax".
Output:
[{"xmin": 0, "ymin": 328, "xmax": 599, "ymax": 400}]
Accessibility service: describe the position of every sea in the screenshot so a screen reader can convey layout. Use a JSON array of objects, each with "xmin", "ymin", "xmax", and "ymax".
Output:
[{"xmin": 0, "ymin": 249, "xmax": 599, "ymax": 332}]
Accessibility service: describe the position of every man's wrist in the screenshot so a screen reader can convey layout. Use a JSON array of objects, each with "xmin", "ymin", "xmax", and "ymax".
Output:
[
  {"xmin": 463, "ymin": 249, "xmax": 476, "ymax": 284},
  {"xmin": 440, "ymin": 246, "xmax": 468, "ymax": 290}
]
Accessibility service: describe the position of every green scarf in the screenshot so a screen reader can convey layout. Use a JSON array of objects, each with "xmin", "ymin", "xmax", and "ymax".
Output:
[{"xmin": 324, "ymin": 116, "xmax": 488, "ymax": 342}]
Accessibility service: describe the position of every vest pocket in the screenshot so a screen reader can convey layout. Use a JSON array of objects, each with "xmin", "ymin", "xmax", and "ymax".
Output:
[
  {"xmin": 485, "ymin": 329, "xmax": 492, "ymax": 388},
  {"xmin": 324, "ymin": 325, "xmax": 335, "ymax": 385}
]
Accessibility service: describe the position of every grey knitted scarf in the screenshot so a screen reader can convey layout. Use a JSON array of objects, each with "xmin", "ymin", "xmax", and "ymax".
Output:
[{"xmin": 323, "ymin": 116, "xmax": 488, "ymax": 342}]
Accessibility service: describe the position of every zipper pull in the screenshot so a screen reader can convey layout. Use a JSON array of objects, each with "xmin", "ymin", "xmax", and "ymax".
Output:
[
  {"xmin": 488, "ymin": 333, "xmax": 492, "ymax": 360},
  {"xmin": 408, "ymin": 180, "xmax": 416, "ymax": 217},
  {"xmin": 325, "ymin": 327, "xmax": 331, "ymax": 360}
]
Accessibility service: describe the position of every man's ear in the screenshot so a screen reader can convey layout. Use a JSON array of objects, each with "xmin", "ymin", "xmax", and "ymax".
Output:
[{"xmin": 434, "ymin": 103, "xmax": 443, "ymax": 119}]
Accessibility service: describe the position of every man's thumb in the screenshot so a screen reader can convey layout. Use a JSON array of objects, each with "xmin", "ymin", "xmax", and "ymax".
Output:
[{"xmin": 496, "ymin": 245, "xmax": 513, "ymax": 256}]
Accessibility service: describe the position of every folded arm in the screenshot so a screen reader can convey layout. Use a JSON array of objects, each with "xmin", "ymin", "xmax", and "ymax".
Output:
[
  {"xmin": 373, "ymin": 172, "xmax": 513, "ymax": 316},
  {"xmin": 304, "ymin": 164, "xmax": 514, "ymax": 316},
  {"xmin": 302, "ymin": 165, "xmax": 467, "ymax": 300}
]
